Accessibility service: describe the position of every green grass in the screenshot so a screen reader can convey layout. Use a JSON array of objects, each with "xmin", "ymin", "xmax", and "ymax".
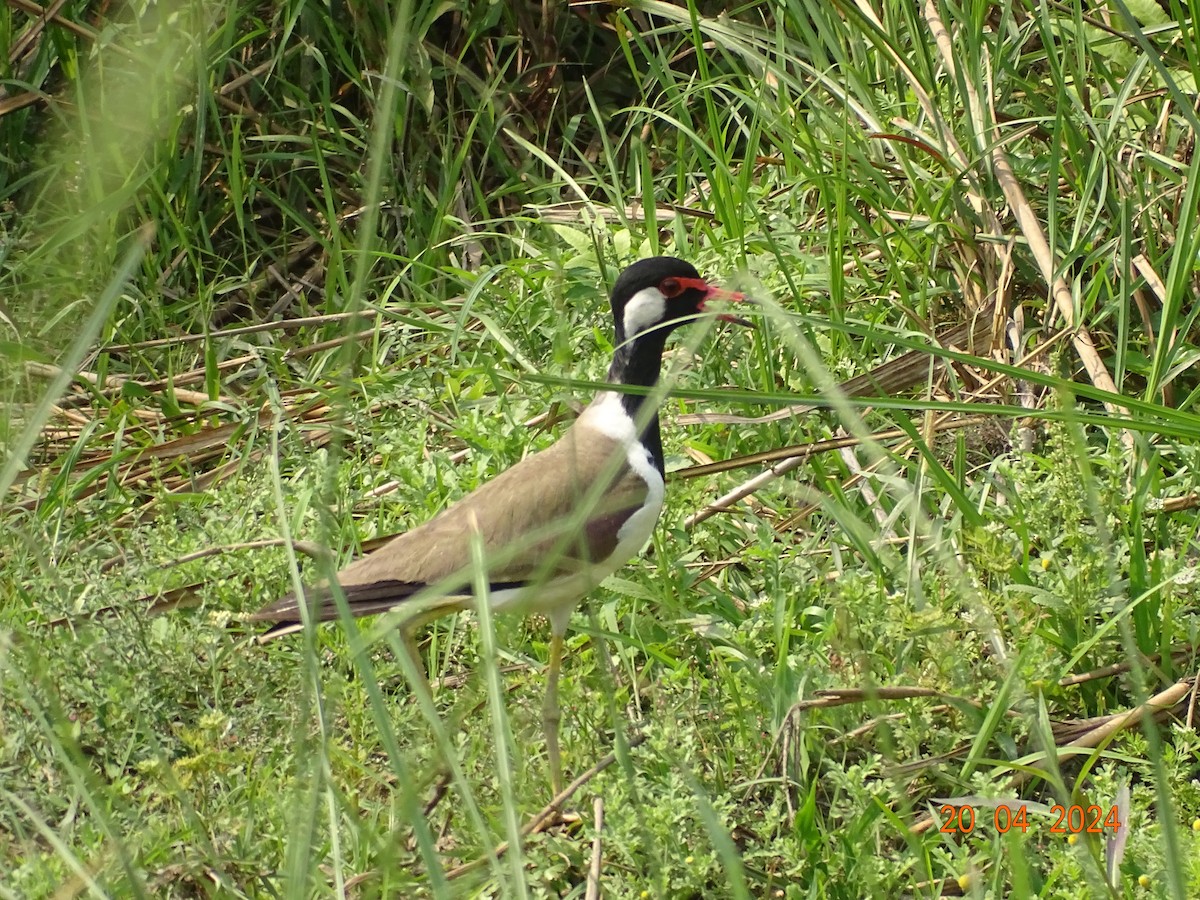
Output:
[{"xmin": 4, "ymin": 0, "xmax": 1200, "ymax": 896}]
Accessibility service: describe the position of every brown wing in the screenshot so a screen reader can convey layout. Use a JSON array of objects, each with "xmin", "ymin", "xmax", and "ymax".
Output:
[{"xmin": 250, "ymin": 419, "xmax": 648, "ymax": 631}]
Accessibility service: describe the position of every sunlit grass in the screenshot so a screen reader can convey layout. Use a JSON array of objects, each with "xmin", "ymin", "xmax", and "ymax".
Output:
[{"xmin": 3, "ymin": 0, "xmax": 1200, "ymax": 896}]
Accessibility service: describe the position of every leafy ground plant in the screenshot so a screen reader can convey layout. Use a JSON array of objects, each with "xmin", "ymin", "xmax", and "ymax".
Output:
[{"xmin": 3, "ymin": 0, "xmax": 1200, "ymax": 897}]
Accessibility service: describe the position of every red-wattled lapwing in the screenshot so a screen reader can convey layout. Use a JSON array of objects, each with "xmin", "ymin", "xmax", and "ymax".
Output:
[{"xmin": 250, "ymin": 256, "xmax": 748, "ymax": 794}]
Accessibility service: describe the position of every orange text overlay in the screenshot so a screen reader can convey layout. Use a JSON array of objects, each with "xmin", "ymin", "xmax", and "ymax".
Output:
[{"xmin": 939, "ymin": 804, "xmax": 1123, "ymax": 835}]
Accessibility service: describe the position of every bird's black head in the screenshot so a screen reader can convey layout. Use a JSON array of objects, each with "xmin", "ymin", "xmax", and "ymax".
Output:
[
  {"xmin": 610, "ymin": 256, "xmax": 742, "ymax": 344},
  {"xmin": 602, "ymin": 256, "xmax": 747, "ymax": 474}
]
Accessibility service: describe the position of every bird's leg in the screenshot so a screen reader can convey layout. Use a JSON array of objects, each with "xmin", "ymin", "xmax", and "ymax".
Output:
[
  {"xmin": 400, "ymin": 625, "xmax": 435, "ymax": 704},
  {"xmin": 543, "ymin": 625, "xmax": 566, "ymax": 798}
]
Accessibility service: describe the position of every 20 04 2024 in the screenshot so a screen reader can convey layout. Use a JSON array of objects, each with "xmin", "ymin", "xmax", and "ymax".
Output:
[{"xmin": 939, "ymin": 803, "xmax": 1123, "ymax": 834}]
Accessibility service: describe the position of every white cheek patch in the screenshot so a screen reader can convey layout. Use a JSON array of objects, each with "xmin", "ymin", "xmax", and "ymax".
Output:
[{"xmin": 622, "ymin": 287, "xmax": 666, "ymax": 338}]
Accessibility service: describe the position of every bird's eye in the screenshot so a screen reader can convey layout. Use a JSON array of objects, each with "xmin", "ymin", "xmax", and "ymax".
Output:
[{"xmin": 659, "ymin": 277, "xmax": 683, "ymax": 298}]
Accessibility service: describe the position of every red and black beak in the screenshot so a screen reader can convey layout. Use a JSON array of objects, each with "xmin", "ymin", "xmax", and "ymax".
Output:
[{"xmin": 676, "ymin": 277, "xmax": 754, "ymax": 328}]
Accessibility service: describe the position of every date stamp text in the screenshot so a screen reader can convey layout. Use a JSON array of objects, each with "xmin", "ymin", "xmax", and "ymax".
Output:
[{"xmin": 938, "ymin": 803, "xmax": 1123, "ymax": 835}]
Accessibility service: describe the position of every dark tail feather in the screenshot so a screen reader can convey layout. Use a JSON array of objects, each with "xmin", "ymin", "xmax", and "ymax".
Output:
[
  {"xmin": 249, "ymin": 579, "xmax": 427, "ymax": 641},
  {"xmin": 250, "ymin": 578, "xmax": 533, "ymax": 642}
]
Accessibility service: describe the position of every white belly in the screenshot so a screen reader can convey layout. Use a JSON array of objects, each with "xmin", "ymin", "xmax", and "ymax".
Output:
[
  {"xmin": 489, "ymin": 392, "xmax": 665, "ymax": 625},
  {"xmin": 578, "ymin": 390, "xmax": 666, "ymax": 572}
]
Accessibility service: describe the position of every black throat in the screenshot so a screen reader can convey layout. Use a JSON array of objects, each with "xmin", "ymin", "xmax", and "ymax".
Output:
[{"xmin": 606, "ymin": 328, "xmax": 671, "ymax": 475}]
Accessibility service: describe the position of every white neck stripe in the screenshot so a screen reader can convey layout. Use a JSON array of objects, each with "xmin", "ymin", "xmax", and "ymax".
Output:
[{"xmin": 622, "ymin": 287, "xmax": 666, "ymax": 339}]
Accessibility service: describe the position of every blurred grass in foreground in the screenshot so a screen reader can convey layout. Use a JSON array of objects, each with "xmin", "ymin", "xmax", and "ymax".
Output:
[{"xmin": 3, "ymin": 0, "xmax": 1200, "ymax": 896}]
